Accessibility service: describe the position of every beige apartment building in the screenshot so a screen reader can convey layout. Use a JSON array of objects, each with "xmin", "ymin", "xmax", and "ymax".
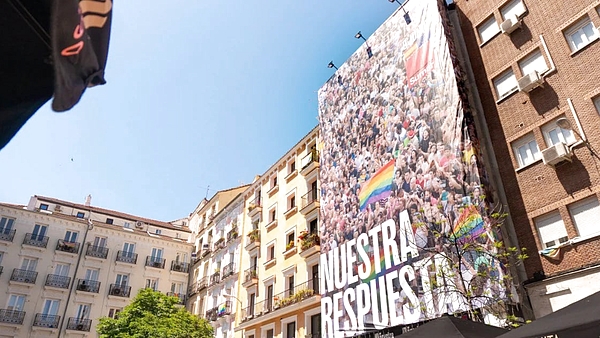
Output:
[
  {"xmin": 0, "ymin": 195, "xmax": 193, "ymax": 338},
  {"xmin": 235, "ymin": 126, "xmax": 321, "ymax": 338},
  {"xmin": 186, "ymin": 186, "xmax": 248, "ymax": 338}
]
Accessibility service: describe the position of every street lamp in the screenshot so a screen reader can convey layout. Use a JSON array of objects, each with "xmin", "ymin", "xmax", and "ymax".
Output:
[
  {"xmin": 327, "ymin": 61, "xmax": 338, "ymax": 70},
  {"xmin": 556, "ymin": 117, "xmax": 598, "ymax": 158},
  {"xmin": 355, "ymin": 31, "xmax": 373, "ymax": 58}
]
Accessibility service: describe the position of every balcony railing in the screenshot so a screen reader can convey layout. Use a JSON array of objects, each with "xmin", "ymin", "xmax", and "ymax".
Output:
[
  {"xmin": 86, "ymin": 245, "xmax": 108, "ymax": 259},
  {"xmin": 241, "ymin": 278, "xmax": 319, "ymax": 322},
  {"xmin": 214, "ymin": 238, "xmax": 226, "ymax": 251},
  {"xmin": 205, "ymin": 307, "xmax": 218, "ymax": 321},
  {"xmin": 301, "ymin": 189, "xmax": 319, "ymax": 209},
  {"xmin": 227, "ymin": 229, "xmax": 239, "ymax": 242},
  {"xmin": 10, "ymin": 269, "xmax": 37, "ymax": 284},
  {"xmin": 247, "ymin": 196, "xmax": 262, "ymax": 213},
  {"xmin": 116, "ymin": 250, "xmax": 138, "ymax": 264},
  {"xmin": 33, "ymin": 314, "xmax": 60, "ymax": 328},
  {"xmin": 66, "ymin": 317, "xmax": 92, "ymax": 331},
  {"xmin": 305, "ymin": 333, "xmax": 322, "ymax": 338},
  {"xmin": 170, "ymin": 261, "xmax": 189, "ymax": 273},
  {"xmin": 0, "ymin": 229, "xmax": 16, "ymax": 242},
  {"xmin": 145, "ymin": 256, "xmax": 165, "ymax": 269},
  {"xmin": 198, "ymin": 276, "xmax": 208, "ymax": 290},
  {"xmin": 108, "ymin": 284, "xmax": 131, "ymax": 298},
  {"xmin": 301, "ymin": 150, "xmax": 319, "ymax": 170},
  {"xmin": 201, "ymin": 247, "xmax": 211, "ymax": 257},
  {"xmin": 222, "ymin": 262, "xmax": 234, "ymax": 279},
  {"xmin": 209, "ymin": 272, "xmax": 220, "ymax": 285},
  {"xmin": 167, "ymin": 292, "xmax": 186, "ymax": 305},
  {"xmin": 247, "ymin": 229, "xmax": 260, "ymax": 243},
  {"xmin": 76, "ymin": 279, "xmax": 100, "ymax": 293},
  {"xmin": 243, "ymin": 267, "xmax": 258, "ymax": 284},
  {"xmin": 45, "ymin": 274, "xmax": 71, "ymax": 289},
  {"xmin": 0, "ymin": 309, "xmax": 25, "ymax": 324},
  {"xmin": 299, "ymin": 232, "xmax": 320, "ymax": 251},
  {"xmin": 23, "ymin": 233, "xmax": 49, "ymax": 248},
  {"xmin": 217, "ymin": 301, "xmax": 232, "ymax": 317},
  {"xmin": 56, "ymin": 239, "xmax": 80, "ymax": 254},
  {"xmin": 187, "ymin": 282, "xmax": 198, "ymax": 297}
]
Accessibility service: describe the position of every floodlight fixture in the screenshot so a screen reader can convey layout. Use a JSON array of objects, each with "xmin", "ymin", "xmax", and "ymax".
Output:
[{"xmin": 328, "ymin": 61, "xmax": 338, "ymax": 70}]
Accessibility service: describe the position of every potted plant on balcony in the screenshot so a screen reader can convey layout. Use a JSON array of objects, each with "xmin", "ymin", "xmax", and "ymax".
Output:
[
  {"xmin": 285, "ymin": 241, "xmax": 294, "ymax": 251},
  {"xmin": 248, "ymin": 229, "xmax": 260, "ymax": 242}
]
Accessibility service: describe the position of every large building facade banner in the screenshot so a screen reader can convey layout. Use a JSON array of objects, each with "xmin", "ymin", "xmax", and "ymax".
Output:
[{"xmin": 318, "ymin": 0, "xmax": 507, "ymax": 336}]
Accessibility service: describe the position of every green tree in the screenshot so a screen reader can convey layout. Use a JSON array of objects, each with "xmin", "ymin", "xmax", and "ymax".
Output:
[{"xmin": 97, "ymin": 288, "xmax": 213, "ymax": 338}]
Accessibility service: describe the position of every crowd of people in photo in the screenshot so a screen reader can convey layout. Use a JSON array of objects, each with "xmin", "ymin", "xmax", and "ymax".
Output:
[{"xmin": 317, "ymin": 2, "xmax": 507, "ymax": 324}]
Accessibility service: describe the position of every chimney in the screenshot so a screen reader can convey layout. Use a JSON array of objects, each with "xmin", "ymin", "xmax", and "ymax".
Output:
[{"xmin": 85, "ymin": 195, "xmax": 92, "ymax": 207}]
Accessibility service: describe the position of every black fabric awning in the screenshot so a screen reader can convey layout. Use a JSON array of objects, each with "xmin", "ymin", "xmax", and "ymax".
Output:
[
  {"xmin": 399, "ymin": 315, "xmax": 508, "ymax": 338},
  {"xmin": 496, "ymin": 291, "xmax": 600, "ymax": 338},
  {"xmin": 0, "ymin": 0, "xmax": 112, "ymax": 150}
]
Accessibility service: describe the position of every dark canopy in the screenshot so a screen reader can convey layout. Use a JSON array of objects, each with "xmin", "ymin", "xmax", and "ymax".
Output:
[
  {"xmin": 0, "ymin": 0, "xmax": 112, "ymax": 150},
  {"xmin": 399, "ymin": 315, "xmax": 508, "ymax": 338},
  {"xmin": 496, "ymin": 291, "xmax": 600, "ymax": 338}
]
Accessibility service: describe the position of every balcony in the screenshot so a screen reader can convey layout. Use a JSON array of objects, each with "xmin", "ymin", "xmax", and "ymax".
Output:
[
  {"xmin": 76, "ymin": 279, "xmax": 100, "ymax": 293},
  {"xmin": 300, "ymin": 189, "xmax": 320, "ymax": 215},
  {"xmin": 23, "ymin": 233, "xmax": 49, "ymax": 248},
  {"xmin": 300, "ymin": 150, "xmax": 319, "ymax": 176},
  {"xmin": 33, "ymin": 314, "xmax": 60, "ymax": 328},
  {"xmin": 247, "ymin": 197, "xmax": 262, "ymax": 218},
  {"xmin": 10, "ymin": 269, "xmax": 37, "ymax": 284},
  {"xmin": 214, "ymin": 237, "xmax": 226, "ymax": 251},
  {"xmin": 66, "ymin": 317, "xmax": 91, "ymax": 332},
  {"xmin": 242, "ymin": 267, "xmax": 258, "ymax": 288},
  {"xmin": 56, "ymin": 239, "xmax": 80, "ymax": 254},
  {"xmin": 205, "ymin": 307, "xmax": 218, "ymax": 322},
  {"xmin": 0, "ymin": 229, "xmax": 16, "ymax": 242},
  {"xmin": 145, "ymin": 256, "xmax": 165, "ymax": 269},
  {"xmin": 209, "ymin": 272, "xmax": 220, "ymax": 286},
  {"xmin": 108, "ymin": 284, "xmax": 131, "ymax": 298},
  {"xmin": 217, "ymin": 300, "xmax": 232, "ymax": 317},
  {"xmin": 167, "ymin": 292, "xmax": 186, "ymax": 305},
  {"xmin": 240, "ymin": 278, "xmax": 320, "ymax": 324},
  {"xmin": 86, "ymin": 245, "xmax": 108, "ymax": 259},
  {"xmin": 284, "ymin": 205, "xmax": 297, "ymax": 219},
  {"xmin": 0, "ymin": 309, "xmax": 25, "ymax": 324},
  {"xmin": 116, "ymin": 251, "xmax": 138, "ymax": 264},
  {"xmin": 226, "ymin": 229, "xmax": 239, "ymax": 242},
  {"xmin": 222, "ymin": 262, "xmax": 234, "ymax": 280},
  {"xmin": 299, "ymin": 232, "xmax": 320, "ymax": 258},
  {"xmin": 283, "ymin": 243, "xmax": 297, "ymax": 259},
  {"xmin": 201, "ymin": 247, "xmax": 211, "ymax": 258},
  {"xmin": 45, "ymin": 274, "xmax": 71, "ymax": 289},
  {"xmin": 198, "ymin": 276, "xmax": 208, "ymax": 290},
  {"xmin": 170, "ymin": 261, "xmax": 189, "ymax": 273},
  {"xmin": 187, "ymin": 282, "xmax": 198, "ymax": 297},
  {"xmin": 246, "ymin": 229, "xmax": 260, "ymax": 251}
]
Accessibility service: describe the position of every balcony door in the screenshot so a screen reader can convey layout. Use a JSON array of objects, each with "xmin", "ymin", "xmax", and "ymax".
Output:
[
  {"xmin": 7, "ymin": 295, "xmax": 25, "ymax": 311},
  {"xmin": 266, "ymin": 284, "xmax": 273, "ymax": 311},
  {"xmin": 21, "ymin": 258, "xmax": 37, "ymax": 271},
  {"xmin": 42, "ymin": 299, "xmax": 60, "ymax": 316},
  {"xmin": 32, "ymin": 224, "xmax": 48, "ymax": 241},
  {"xmin": 123, "ymin": 242, "xmax": 135, "ymax": 258},
  {"xmin": 0, "ymin": 217, "xmax": 14, "ymax": 233},
  {"xmin": 151, "ymin": 248, "xmax": 163, "ymax": 261},
  {"xmin": 93, "ymin": 236, "xmax": 107, "ymax": 248},
  {"xmin": 76, "ymin": 304, "xmax": 90, "ymax": 320},
  {"xmin": 64, "ymin": 231, "xmax": 78, "ymax": 243},
  {"xmin": 115, "ymin": 274, "xmax": 129, "ymax": 287},
  {"xmin": 311, "ymin": 314, "xmax": 321, "ymax": 337},
  {"xmin": 85, "ymin": 269, "xmax": 99, "ymax": 282},
  {"xmin": 55, "ymin": 264, "xmax": 70, "ymax": 278}
]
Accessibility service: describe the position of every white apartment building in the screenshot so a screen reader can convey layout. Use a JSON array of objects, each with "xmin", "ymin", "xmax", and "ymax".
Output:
[{"xmin": 0, "ymin": 195, "xmax": 193, "ymax": 338}]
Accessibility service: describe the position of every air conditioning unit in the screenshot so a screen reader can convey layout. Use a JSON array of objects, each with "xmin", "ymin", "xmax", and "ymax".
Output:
[
  {"xmin": 500, "ymin": 15, "xmax": 521, "ymax": 35},
  {"xmin": 112, "ymin": 287, "xmax": 122, "ymax": 296},
  {"xmin": 542, "ymin": 142, "xmax": 572, "ymax": 166},
  {"xmin": 518, "ymin": 71, "xmax": 544, "ymax": 93},
  {"xmin": 76, "ymin": 324, "xmax": 84, "ymax": 330},
  {"xmin": 135, "ymin": 221, "xmax": 144, "ymax": 229}
]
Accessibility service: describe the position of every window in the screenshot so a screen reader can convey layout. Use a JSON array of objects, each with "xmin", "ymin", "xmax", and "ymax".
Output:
[
  {"xmin": 171, "ymin": 282, "xmax": 184, "ymax": 294},
  {"xmin": 39, "ymin": 204, "xmax": 49, "ymax": 210},
  {"xmin": 271, "ymin": 176, "xmax": 278, "ymax": 189},
  {"xmin": 266, "ymin": 329, "xmax": 274, "ymax": 338},
  {"xmin": 123, "ymin": 222, "xmax": 131, "ymax": 229},
  {"xmin": 542, "ymin": 119, "xmax": 576, "ymax": 146},
  {"xmin": 267, "ymin": 244, "xmax": 275, "ymax": 261},
  {"xmin": 266, "ymin": 284, "xmax": 274, "ymax": 311},
  {"xmin": 155, "ymin": 229, "xmax": 162, "ymax": 235},
  {"xmin": 287, "ymin": 194, "xmax": 296, "ymax": 211},
  {"xmin": 594, "ymin": 96, "xmax": 600, "ymax": 114},
  {"xmin": 518, "ymin": 50, "xmax": 548, "ymax": 77},
  {"xmin": 0, "ymin": 217, "xmax": 15, "ymax": 233},
  {"xmin": 286, "ymin": 322, "xmax": 296, "ymax": 338},
  {"xmin": 569, "ymin": 196, "xmax": 600, "ymax": 238},
  {"xmin": 311, "ymin": 265, "xmax": 319, "ymax": 293},
  {"xmin": 32, "ymin": 224, "xmax": 48, "ymax": 240},
  {"xmin": 310, "ymin": 314, "xmax": 321, "ymax": 337},
  {"xmin": 7, "ymin": 295, "xmax": 26, "ymax": 311},
  {"xmin": 287, "ymin": 275, "xmax": 295, "ymax": 296},
  {"xmin": 286, "ymin": 231, "xmax": 295, "ymax": 249},
  {"xmin": 108, "ymin": 308, "xmax": 121, "ymax": 319},
  {"xmin": 493, "ymin": 69, "xmax": 518, "ymax": 99},
  {"xmin": 512, "ymin": 133, "xmax": 541, "ymax": 167},
  {"xmin": 123, "ymin": 242, "xmax": 135, "ymax": 258},
  {"xmin": 249, "ymin": 293, "xmax": 256, "ymax": 316},
  {"xmin": 106, "ymin": 218, "xmax": 114, "ymax": 225},
  {"xmin": 76, "ymin": 211, "xmax": 85, "ymax": 218},
  {"xmin": 55, "ymin": 263, "xmax": 70, "ymax": 276},
  {"xmin": 76, "ymin": 304, "xmax": 91, "ymax": 319},
  {"xmin": 145, "ymin": 278, "xmax": 159, "ymax": 290},
  {"xmin": 477, "ymin": 16, "xmax": 500, "ymax": 44},
  {"xmin": 289, "ymin": 160, "xmax": 296, "ymax": 174},
  {"xmin": 115, "ymin": 274, "xmax": 129, "ymax": 286},
  {"xmin": 21, "ymin": 258, "xmax": 38, "ymax": 271},
  {"xmin": 93, "ymin": 236, "xmax": 107, "ymax": 248},
  {"xmin": 269, "ymin": 207, "xmax": 277, "ymax": 223},
  {"xmin": 500, "ymin": 0, "xmax": 527, "ymax": 21},
  {"xmin": 151, "ymin": 248, "xmax": 164, "ymax": 260},
  {"xmin": 64, "ymin": 231, "xmax": 78, "ymax": 243},
  {"xmin": 84, "ymin": 268, "xmax": 99, "ymax": 281},
  {"xmin": 564, "ymin": 17, "xmax": 598, "ymax": 52},
  {"xmin": 535, "ymin": 211, "xmax": 569, "ymax": 248},
  {"xmin": 42, "ymin": 299, "xmax": 60, "ymax": 316},
  {"xmin": 309, "ymin": 219, "xmax": 318, "ymax": 234}
]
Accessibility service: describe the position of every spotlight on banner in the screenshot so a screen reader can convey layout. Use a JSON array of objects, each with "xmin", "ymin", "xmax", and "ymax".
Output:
[
  {"xmin": 388, "ymin": 0, "xmax": 412, "ymax": 25},
  {"xmin": 355, "ymin": 31, "xmax": 373, "ymax": 59},
  {"xmin": 327, "ymin": 61, "xmax": 338, "ymax": 70}
]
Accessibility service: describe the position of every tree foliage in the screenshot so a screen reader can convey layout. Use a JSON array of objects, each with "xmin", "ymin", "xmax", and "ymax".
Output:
[{"xmin": 97, "ymin": 289, "xmax": 213, "ymax": 338}]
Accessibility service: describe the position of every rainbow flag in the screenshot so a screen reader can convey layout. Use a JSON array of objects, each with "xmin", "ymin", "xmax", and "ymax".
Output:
[
  {"xmin": 358, "ymin": 159, "xmax": 395, "ymax": 211},
  {"xmin": 450, "ymin": 205, "xmax": 486, "ymax": 244},
  {"xmin": 361, "ymin": 248, "xmax": 397, "ymax": 283},
  {"xmin": 217, "ymin": 302, "xmax": 227, "ymax": 316}
]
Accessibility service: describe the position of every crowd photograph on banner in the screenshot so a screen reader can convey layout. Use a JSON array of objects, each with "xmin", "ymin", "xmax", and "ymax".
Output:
[{"xmin": 318, "ymin": 0, "xmax": 509, "ymax": 334}]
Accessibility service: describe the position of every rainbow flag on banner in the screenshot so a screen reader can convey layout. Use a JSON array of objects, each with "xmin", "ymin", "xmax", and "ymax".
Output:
[
  {"xmin": 358, "ymin": 159, "xmax": 395, "ymax": 211},
  {"xmin": 217, "ymin": 302, "xmax": 227, "ymax": 316},
  {"xmin": 450, "ymin": 205, "xmax": 486, "ymax": 244},
  {"xmin": 361, "ymin": 248, "xmax": 397, "ymax": 283}
]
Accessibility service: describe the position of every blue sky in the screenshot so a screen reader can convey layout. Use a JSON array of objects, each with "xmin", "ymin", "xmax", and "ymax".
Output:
[{"xmin": 0, "ymin": 1, "xmax": 397, "ymax": 221}]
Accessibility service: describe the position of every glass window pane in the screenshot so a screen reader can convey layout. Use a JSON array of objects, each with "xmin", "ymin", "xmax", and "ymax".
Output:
[
  {"xmin": 478, "ymin": 17, "xmax": 500, "ymax": 43},
  {"xmin": 501, "ymin": 0, "xmax": 527, "ymax": 20}
]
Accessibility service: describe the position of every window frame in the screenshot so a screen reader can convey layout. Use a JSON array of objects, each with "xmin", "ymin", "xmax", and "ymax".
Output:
[
  {"xmin": 541, "ymin": 118, "xmax": 577, "ymax": 147},
  {"xmin": 564, "ymin": 16, "xmax": 599, "ymax": 53},
  {"xmin": 518, "ymin": 49, "xmax": 548, "ymax": 78},
  {"xmin": 568, "ymin": 196, "xmax": 600, "ymax": 239},
  {"xmin": 512, "ymin": 133, "xmax": 542, "ymax": 168},
  {"xmin": 500, "ymin": 0, "xmax": 527, "ymax": 21},
  {"xmin": 593, "ymin": 96, "xmax": 600, "ymax": 114},
  {"xmin": 493, "ymin": 68, "xmax": 519, "ymax": 100},
  {"xmin": 39, "ymin": 204, "xmax": 49, "ymax": 210},
  {"xmin": 76, "ymin": 211, "xmax": 85, "ymax": 218},
  {"xmin": 477, "ymin": 15, "xmax": 501, "ymax": 45},
  {"xmin": 534, "ymin": 211, "xmax": 569, "ymax": 249}
]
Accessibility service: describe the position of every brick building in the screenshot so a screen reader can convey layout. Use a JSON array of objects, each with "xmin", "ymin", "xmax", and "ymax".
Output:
[{"xmin": 454, "ymin": 0, "xmax": 600, "ymax": 318}]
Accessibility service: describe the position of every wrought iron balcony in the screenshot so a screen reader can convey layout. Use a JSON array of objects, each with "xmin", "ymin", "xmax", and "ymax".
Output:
[
  {"xmin": 76, "ymin": 279, "xmax": 100, "ymax": 293},
  {"xmin": 33, "ymin": 313, "xmax": 60, "ymax": 328},
  {"xmin": 0, "ymin": 309, "xmax": 25, "ymax": 324},
  {"xmin": 227, "ymin": 229, "xmax": 239, "ymax": 241},
  {"xmin": 167, "ymin": 292, "xmax": 186, "ymax": 305},
  {"xmin": 145, "ymin": 256, "xmax": 165, "ymax": 269},
  {"xmin": 45, "ymin": 274, "xmax": 71, "ymax": 289},
  {"xmin": 108, "ymin": 284, "xmax": 131, "ymax": 298},
  {"xmin": 209, "ymin": 272, "xmax": 220, "ymax": 285},
  {"xmin": 205, "ymin": 307, "xmax": 218, "ymax": 322},
  {"xmin": 301, "ymin": 189, "xmax": 319, "ymax": 209},
  {"xmin": 0, "ymin": 229, "xmax": 16, "ymax": 242},
  {"xmin": 201, "ymin": 247, "xmax": 211, "ymax": 257},
  {"xmin": 66, "ymin": 317, "xmax": 91, "ymax": 331},
  {"xmin": 86, "ymin": 245, "xmax": 108, "ymax": 259},
  {"xmin": 243, "ymin": 267, "xmax": 258, "ymax": 287},
  {"xmin": 198, "ymin": 276, "xmax": 208, "ymax": 290},
  {"xmin": 170, "ymin": 261, "xmax": 189, "ymax": 273},
  {"xmin": 116, "ymin": 250, "xmax": 138, "ymax": 264},
  {"xmin": 214, "ymin": 237, "xmax": 226, "ymax": 251},
  {"xmin": 187, "ymin": 282, "xmax": 198, "ymax": 297},
  {"xmin": 300, "ymin": 149, "xmax": 319, "ymax": 171},
  {"xmin": 10, "ymin": 269, "xmax": 37, "ymax": 284},
  {"xmin": 217, "ymin": 301, "xmax": 232, "ymax": 317},
  {"xmin": 55, "ymin": 239, "xmax": 80, "ymax": 254},
  {"xmin": 247, "ymin": 196, "xmax": 262, "ymax": 216},
  {"xmin": 23, "ymin": 233, "xmax": 49, "ymax": 248},
  {"xmin": 222, "ymin": 262, "xmax": 234, "ymax": 279}
]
